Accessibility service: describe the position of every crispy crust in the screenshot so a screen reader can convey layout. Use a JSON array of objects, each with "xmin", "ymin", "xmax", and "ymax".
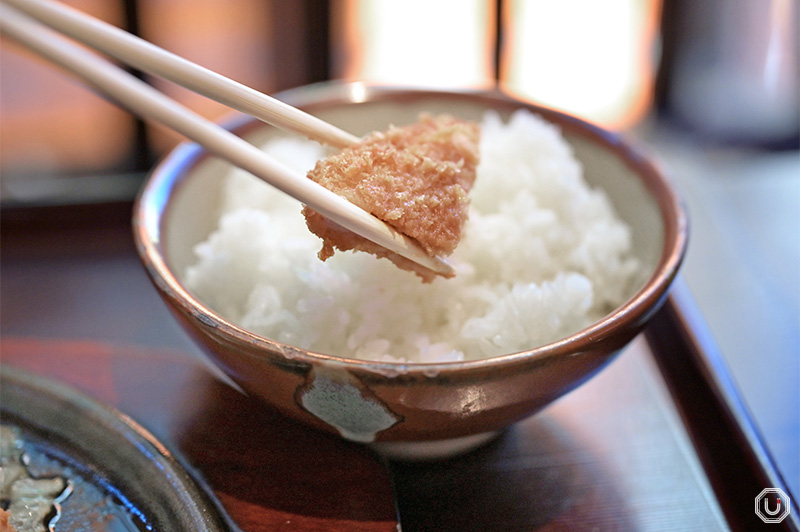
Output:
[{"xmin": 303, "ymin": 114, "xmax": 480, "ymax": 281}]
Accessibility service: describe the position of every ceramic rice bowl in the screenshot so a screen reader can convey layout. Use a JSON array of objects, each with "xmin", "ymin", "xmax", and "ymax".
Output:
[{"xmin": 133, "ymin": 82, "xmax": 687, "ymax": 459}]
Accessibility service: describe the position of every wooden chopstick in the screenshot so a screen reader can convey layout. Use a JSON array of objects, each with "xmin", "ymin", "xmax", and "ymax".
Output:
[
  {"xmin": 0, "ymin": 2, "xmax": 455, "ymax": 278},
  {"xmin": 3, "ymin": 0, "xmax": 359, "ymax": 149}
]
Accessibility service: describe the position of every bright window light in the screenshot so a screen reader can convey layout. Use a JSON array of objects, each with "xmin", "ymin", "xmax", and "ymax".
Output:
[
  {"xmin": 332, "ymin": 0, "xmax": 495, "ymax": 88},
  {"xmin": 501, "ymin": 0, "xmax": 661, "ymax": 129}
]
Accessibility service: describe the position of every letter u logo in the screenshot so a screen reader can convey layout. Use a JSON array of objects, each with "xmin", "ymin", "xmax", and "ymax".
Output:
[{"xmin": 764, "ymin": 498, "xmax": 782, "ymax": 516}]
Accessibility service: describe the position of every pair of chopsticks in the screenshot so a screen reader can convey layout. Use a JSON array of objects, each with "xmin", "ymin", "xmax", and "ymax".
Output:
[{"xmin": 0, "ymin": 0, "xmax": 454, "ymax": 278}]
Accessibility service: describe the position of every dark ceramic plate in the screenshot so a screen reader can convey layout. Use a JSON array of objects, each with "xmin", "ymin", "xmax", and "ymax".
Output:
[{"xmin": 0, "ymin": 366, "xmax": 229, "ymax": 531}]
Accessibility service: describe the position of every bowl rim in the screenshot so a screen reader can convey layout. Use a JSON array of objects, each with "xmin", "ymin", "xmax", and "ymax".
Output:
[{"xmin": 133, "ymin": 81, "xmax": 688, "ymax": 377}]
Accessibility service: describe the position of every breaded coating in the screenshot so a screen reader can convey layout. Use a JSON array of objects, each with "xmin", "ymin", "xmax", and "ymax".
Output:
[{"xmin": 303, "ymin": 114, "xmax": 480, "ymax": 281}]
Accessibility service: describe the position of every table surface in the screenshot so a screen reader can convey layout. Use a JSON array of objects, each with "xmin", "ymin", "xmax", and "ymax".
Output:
[
  {"xmin": 2, "ymin": 337, "xmax": 728, "ymax": 531},
  {"xmin": 1, "ymin": 334, "xmax": 728, "ymax": 532},
  {"xmin": 0, "ymin": 203, "xmax": 792, "ymax": 531},
  {"xmin": 642, "ymin": 132, "xmax": 800, "ymax": 497}
]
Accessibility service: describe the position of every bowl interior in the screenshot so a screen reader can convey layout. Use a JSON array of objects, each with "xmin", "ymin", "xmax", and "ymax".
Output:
[{"xmin": 162, "ymin": 94, "xmax": 665, "ymax": 300}]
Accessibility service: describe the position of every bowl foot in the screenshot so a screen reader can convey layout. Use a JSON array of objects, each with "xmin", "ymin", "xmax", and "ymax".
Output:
[{"xmin": 369, "ymin": 431, "xmax": 500, "ymax": 461}]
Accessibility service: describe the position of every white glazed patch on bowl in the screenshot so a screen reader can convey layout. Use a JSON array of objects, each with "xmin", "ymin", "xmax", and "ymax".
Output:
[{"xmin": 298, "ymin": 366, "xmax": 400, "ymax": 442}]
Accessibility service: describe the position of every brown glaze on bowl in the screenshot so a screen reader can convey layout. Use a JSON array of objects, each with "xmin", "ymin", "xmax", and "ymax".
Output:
[{"xmin": 133, "ymin": 82, "xmax": 688, "ymax": 459}]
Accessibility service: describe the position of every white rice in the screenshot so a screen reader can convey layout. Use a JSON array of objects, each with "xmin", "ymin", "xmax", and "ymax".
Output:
[{"xmin": 183, "ymin": 110, "xmax": 643, "ymax": 363}]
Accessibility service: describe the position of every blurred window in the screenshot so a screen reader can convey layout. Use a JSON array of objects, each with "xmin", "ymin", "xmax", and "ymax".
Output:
[
  {"xmin": 0, "ymin": 0, "xmax": 309, "ymax": 205},
  {"xmin": 500, "ymin": 0, "xmax": 662, "ymax": 130},
  {"xmin": 330, "ymin": 0, "xmax": 497, "ymax": 88},
  {"xmin": 1, "ymin": 1, "xmax": 133, "ymax": 176},
  {"xmin": 331, "ymin": 0, "xmax": 662, "ymax": 129},
  {"xmin": 1, "ymin": 0, "xmax": 668, "ymax": 206}
]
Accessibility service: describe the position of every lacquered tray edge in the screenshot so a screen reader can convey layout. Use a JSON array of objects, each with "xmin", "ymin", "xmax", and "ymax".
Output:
[{"xmin": 646, "ymin": 277, "xmax": 799, "ymax": 531}]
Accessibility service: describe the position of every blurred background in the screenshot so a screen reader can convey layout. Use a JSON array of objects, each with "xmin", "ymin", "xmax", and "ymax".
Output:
[{"xmin": 1, "ymin": 0, "xmax": 798, "ymax": 498}]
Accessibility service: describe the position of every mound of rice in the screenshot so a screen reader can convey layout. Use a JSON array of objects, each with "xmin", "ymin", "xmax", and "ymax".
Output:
[{"xmin": 183, "ymin": 110, "xmax": 643, "ymax": 363}]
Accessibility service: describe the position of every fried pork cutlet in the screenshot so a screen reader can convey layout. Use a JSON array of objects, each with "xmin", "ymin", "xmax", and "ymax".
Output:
[{"xmin": 303, "ymin": 114, "xmax": 480, "ymax": 282}]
